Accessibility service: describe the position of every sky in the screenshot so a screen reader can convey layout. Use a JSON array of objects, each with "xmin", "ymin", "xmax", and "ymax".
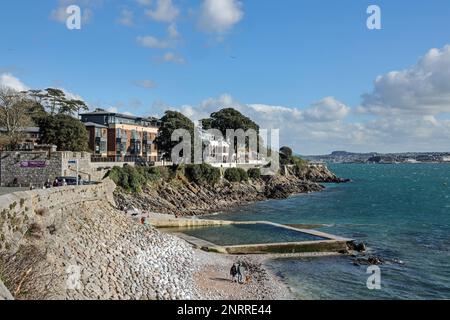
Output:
[{"xmin": 1, "ymin": 0, "xmax": 450, "ymax": 155}]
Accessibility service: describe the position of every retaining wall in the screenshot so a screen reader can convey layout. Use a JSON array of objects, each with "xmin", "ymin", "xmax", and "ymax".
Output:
[{"xmin": 0, "ymin": 178, "xmax": 116, "ymax": 255}]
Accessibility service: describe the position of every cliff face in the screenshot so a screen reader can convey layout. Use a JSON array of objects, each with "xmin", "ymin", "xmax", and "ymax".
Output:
[{"xmin": 115, "ymin": 165, "xmax": 346, "ymax": 216}]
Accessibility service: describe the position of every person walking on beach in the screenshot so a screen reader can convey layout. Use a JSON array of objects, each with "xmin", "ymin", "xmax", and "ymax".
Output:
[
  {"xmin": 237, "ymin": 263, "xmax": 245, "ymax": 284},
  {"xmin": 230, "ymin": 263, "xmax": 238, "ymax": 282}
]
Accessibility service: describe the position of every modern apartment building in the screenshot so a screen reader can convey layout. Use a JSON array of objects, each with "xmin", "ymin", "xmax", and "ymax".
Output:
[{"xmin": 81, "ymin": 109, "xmax": 162, "ymax": 162}]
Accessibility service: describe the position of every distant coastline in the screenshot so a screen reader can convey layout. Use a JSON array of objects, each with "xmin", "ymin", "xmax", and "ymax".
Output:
[{"xmin": 303, "ymin": 151, "xmax": 450, "ymax": 164}]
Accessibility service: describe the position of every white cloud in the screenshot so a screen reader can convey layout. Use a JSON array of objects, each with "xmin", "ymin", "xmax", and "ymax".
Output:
[
  {"xmin": 137, "ymin": 24, "xmax": 180, "ymax": 49},
  {"xmin": 167, "ymin": 23, "xmax": 179, "ymax": 38},
  {"xmin": 145, "ymin": 0, "xmax": 179, "ymax": 23},
  {"xmin": 118, "ymin": 9, "xmax": 134, "ymax": 27},
  {"xmin": 61, "ymin": 88, "xmax": 84, "ymax": 101},
  {"xmin": 199, "ymin": 0, "xmax": 244, "ymax": 34},
  {"xmin": 137, "ymin": 35, "xmax": 172, "ymax": 49},
  {"xmin": 0, "ymin": 73, "xmax": 29, "ymax": 92},
  {"xmin": 157, "ymin": 90, "xmax": 450, "ymax": 154},
  {"xmin": 133, "ymin": 80, "xmax": 157, "ymax": 89},
  {"xmin": 107, "ymin": 107, "xmax": 119, "ymax": 113},
  {"xmin": 303, "ymin": 97, "xmax": 350, "ymax": 122},
  {"xmin": 360, "ymin": 45, "xmax": 450, "ymax": 116},
  {"xmin": 162, "ymin": 52, "xmax": 185, "ymax": 64}
]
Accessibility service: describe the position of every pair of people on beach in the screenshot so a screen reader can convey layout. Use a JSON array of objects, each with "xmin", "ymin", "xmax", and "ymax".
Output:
[{"xmin": 230, "ymin": 262, "xmax": 246, "ymax": 284}]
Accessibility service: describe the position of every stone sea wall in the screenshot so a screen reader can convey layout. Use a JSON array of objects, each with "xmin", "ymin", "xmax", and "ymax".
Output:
[
  {"xmin": 0, "ymin": 151, "xmax": 116, "ymax": 187},
  {"xmin": 0, "ymin": 178, "xmax": 116, "ymax": 254},
  {"xmin": 0, "ymin": 178, "xmax": 202, "ymax": 300}
]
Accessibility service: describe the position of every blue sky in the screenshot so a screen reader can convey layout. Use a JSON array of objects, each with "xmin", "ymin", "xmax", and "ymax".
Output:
[{"xmin": 1, "ymin": 0, "xmax": 450, "ymax": 154}]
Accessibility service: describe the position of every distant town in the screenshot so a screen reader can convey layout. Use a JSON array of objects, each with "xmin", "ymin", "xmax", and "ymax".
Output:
[{"xmin": 303, "ymin": 151, "xmax": 450, "ymax": 164}]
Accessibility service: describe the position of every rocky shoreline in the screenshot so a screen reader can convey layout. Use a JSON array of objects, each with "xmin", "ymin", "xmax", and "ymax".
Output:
[
  {"xmin": 1, "ymin": 197, "xmax": 295, "ymax": 300},
  {"xmin": 115, "ymin": 165, "xmax": 347, "ymax": 217},
  {"xmin": 0, "ymin": 165, "xmax": 349, "ymax": 301}
]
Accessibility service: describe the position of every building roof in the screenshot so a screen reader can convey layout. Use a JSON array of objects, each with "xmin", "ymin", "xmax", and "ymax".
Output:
[
  {"xmin": 81, "ymin": 109, "xmax": 161, "ymax": 123},
  {"xmin": 83, "ymin": 122, "xmax": 108, "ymax": 128}
]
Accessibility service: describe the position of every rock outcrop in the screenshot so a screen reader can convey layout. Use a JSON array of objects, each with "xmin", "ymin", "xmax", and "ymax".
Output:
[
  {"xmin": 296, "ymin": 165, "xmax": 350, "ymax": 183},
  {"xmin": 115, "ymin": 165, "xmax": 346, "ymax": 216}
]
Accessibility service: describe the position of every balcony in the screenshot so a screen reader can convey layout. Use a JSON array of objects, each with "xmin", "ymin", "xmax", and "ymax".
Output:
[
  {"xmin": 116, "ymin": 135, "xmax": 127, "ymax": 144},
  {"xmin": 95, "ymin": 136, "xmax": 107, "ymax": 143}
]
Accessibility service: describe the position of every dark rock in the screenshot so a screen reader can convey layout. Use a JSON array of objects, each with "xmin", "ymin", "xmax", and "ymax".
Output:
[
  {"xmin": 352, "ymin": 255, "xmax": 384, "ymax": 266},
  {"xmin": 348, "ymin": 241, "xmax": 366, "ymax": 252}
]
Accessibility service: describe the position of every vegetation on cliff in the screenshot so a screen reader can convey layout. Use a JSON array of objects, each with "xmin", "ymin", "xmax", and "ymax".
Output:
[
  {"xmin": 224, "ymin": 167, "xmax": 248, "ymax": 183},
  {"xmin": 107, "ymin": 164, "xmax": 266, "ymax": 193},
  {"xmin": 107, "ymin": 165, "xmax": 173, "ymax": 193}
]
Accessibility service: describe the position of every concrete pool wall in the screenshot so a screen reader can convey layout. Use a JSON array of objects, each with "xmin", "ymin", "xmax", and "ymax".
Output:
[{"xmin": 150, "ymin": 217, "xmax": 353, "ymax": 255}]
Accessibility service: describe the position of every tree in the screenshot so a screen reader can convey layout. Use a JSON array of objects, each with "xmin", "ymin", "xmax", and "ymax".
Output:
[
  {"xmin": 155, "ymin": 111, "xmax": 195, "ymax": 161},
  {"xmin": 44, "ymin": 88, "xmax": 66, "ymax": 115},
  {"xmin": 0, "ymin": 134, "xmax": 10, "ymax": 150},
  {"xmin": 279, "ymin": 146, "xmax": 308, "ymax": 170},
  {"xmin": 38, "ymin": 114, "xmax": 89, "ymax": 151},
  {"xmin": 202, "ymin": 108, "xmax": 261, "ymax": 157},
  {"xmin": 280, "ymin": 146, "xmax": 293, "ymax": 164},
  {"xmin": 63, "ymin": 99, "xmax": 88, "ymax": 117},
  {"xmin": 202, "ymin": 108, "xmax": 259, "ymax": 137},
  {"xmin": 0, "ymin": 87, "xmax": 32, "ymax": 149},
  {"xmin": 29, "ymin": 88, "xmax": 88, "ymax": 117}
]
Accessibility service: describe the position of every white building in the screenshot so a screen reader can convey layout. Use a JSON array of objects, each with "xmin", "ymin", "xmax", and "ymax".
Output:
[{"xmin": 197, "ymin": 122, "xmax": 267, "ymax": 168}]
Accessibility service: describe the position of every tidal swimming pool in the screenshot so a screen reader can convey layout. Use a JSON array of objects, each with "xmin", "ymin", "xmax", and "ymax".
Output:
[{"xmin": 169, "ymin": 223, "xmax": 328, "ymax": 246}]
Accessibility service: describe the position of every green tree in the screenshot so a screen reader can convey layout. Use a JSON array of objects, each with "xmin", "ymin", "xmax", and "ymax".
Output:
[
  {"xmin": 202, "ymin": 108, "xmax": 259, "ymax": 137},
  {"xmin": 38, "ymin": 114, "xmax": 89, "ymax": 151},
  {"xmin": 202, "ymin": 108, "xmax": 261, "ymax": 156},
  {"xmin": 44, "ymin": 88, "xmax": 66, "ymax": 115},
  {"xmin": 155, "ymin": 111, "xmax": 195, "ymax": 161},
  {"xmin": 280, "ymin": 146, "xmax": 293, "ymax": 165},
  {"xmin": 29, "ymin": 88, "xmax": 88, "ymax": 117}
]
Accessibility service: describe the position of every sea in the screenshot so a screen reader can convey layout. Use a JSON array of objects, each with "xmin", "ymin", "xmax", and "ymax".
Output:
[{"xmin": 208, "ymin": 164, "xmax": 450, "ymax": 300}]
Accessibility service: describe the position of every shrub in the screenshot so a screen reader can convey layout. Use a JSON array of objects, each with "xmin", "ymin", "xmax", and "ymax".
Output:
[
  {"xmin": 239, "ymin": 168, "xmax": 248, "ymax": 182},
  {"xmin": 185, "ymin": 164, "xmax": 221, "ymax": 185},
  {"xmin": 224, "ymin": 167, "xmax": 248, "ymax": 183},
  {"xmin": 107, "ymin": 166, "xmax": 145, "ymax": 193},
  {"xmin": 247, "ymin": 168, "xmax": 261, "ymax": 180},
  {"xmin": 107, "ymin": 165, "xmax": 178, "ymax": 192}
]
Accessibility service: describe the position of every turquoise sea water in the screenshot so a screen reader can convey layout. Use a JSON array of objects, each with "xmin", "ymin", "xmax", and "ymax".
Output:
[{"xmin": 209, "ymin": 164, "xmax": 450, "ymax": 300}]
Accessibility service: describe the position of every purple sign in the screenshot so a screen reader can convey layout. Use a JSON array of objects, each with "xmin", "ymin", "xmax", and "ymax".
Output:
[{"xmin": 20, "ymin": 161, "xmax": 47, "ymax": 168}]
